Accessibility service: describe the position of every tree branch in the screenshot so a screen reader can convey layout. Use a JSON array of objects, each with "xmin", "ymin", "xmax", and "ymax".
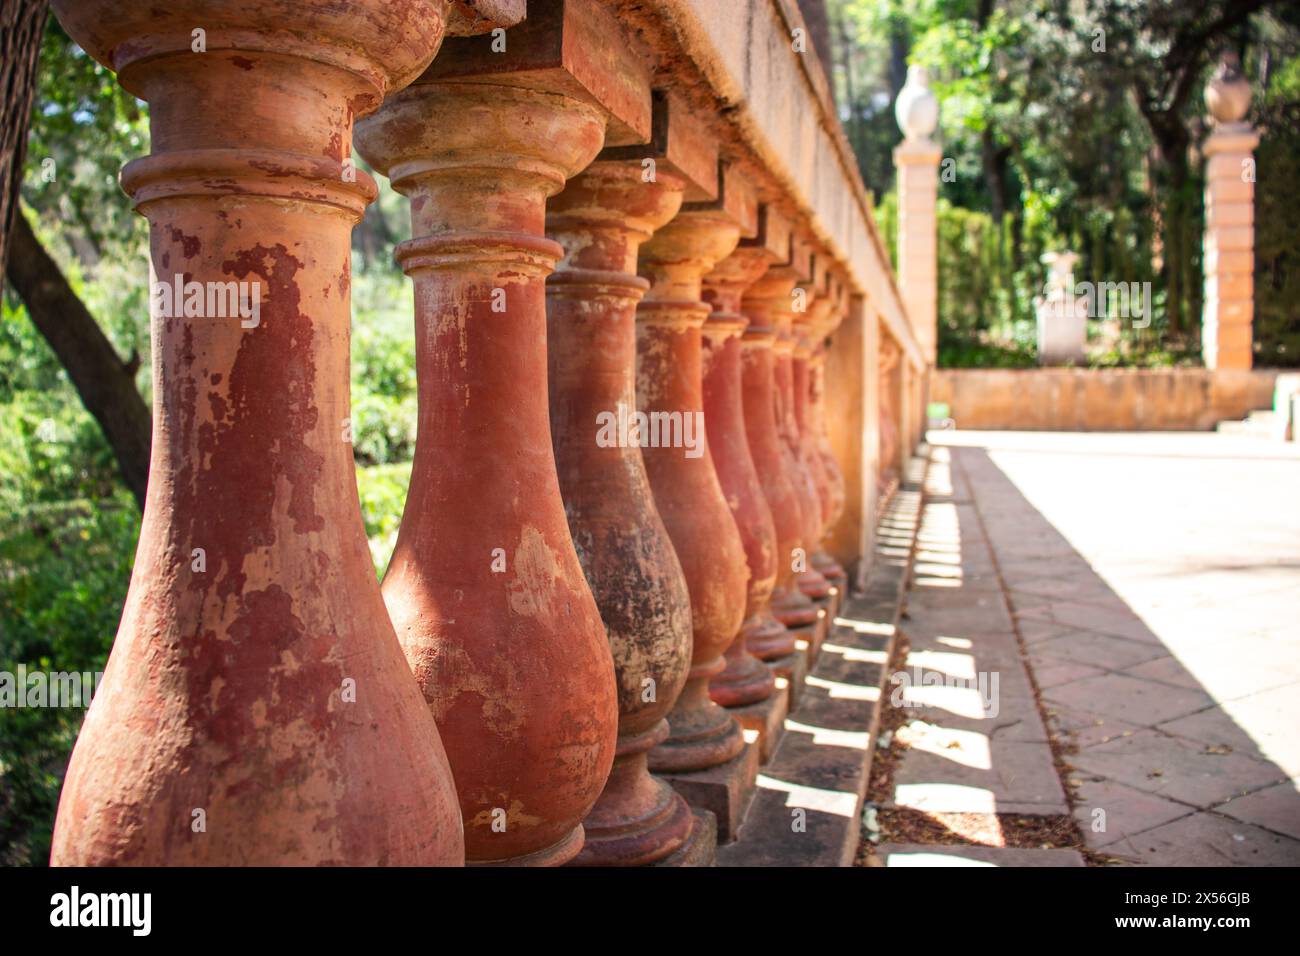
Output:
[{"xmin": 6, "ymin": 210, "xmax": 151, "ymax": 506}]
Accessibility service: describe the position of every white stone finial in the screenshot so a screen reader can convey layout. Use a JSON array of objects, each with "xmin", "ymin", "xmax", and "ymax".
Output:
[
  {"xmin": 1205, "ymin": 51, "xmax": 1251, "ymax": 126},
  {"xmin": 895, "ymin": 64, "xmax": 939, "ymax": 141},
  {"xmin": 1041, "ymin": 251, "xmax": 1079, "ymax": 293}
]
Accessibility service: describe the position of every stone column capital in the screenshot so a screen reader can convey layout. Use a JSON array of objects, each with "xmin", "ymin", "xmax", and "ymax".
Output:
[
  {"xmin": 357, "ymin": 81, "xmax": 607, "ymax": 241},
  {"xmin": 1204, "ymin": 123, "xmax": 1261, "ymax": 156},
  {"xmin": 639, "ymin": 211, "xmax": 743, "ymax": 319},
  {"xmin": 703, "ymin": 248, "xmax": 773, "ymax": 340},
  {"xmin": 54, "ymin": 0, "xmax": 447, "ymax": 105},
  {"xmin": 547, "ymin": 160, "xmax": 686, "ymax": 278},
  {"xmin": 893, "ymin": 138, "xmax": 944, "ymax": 165}
]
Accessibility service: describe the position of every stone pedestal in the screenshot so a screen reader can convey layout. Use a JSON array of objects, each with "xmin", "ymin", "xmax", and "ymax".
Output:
[
  {"xmin": 48, "ymin": 0, "xmax": 464, "ymax": 866},
  {"xmin": 546, "ymin": 160, "xmax": 698, "ymax": 866},
  {"xmin": 639, "ymin": 205, "xmax": 749, "ymax": 774},
  {"xmin": 1202, "ymin": 124, "xmax": 1260, "ymax": 370},
  {"xmin": 659, "ymin": 741, "xmax": 760, "ymax": 844},
  {"xmin": 770, "ymin": 645, "xmax": 810, "ymax": 710},
  {"xmin": 652, "ymin": 809, "xmax": 718, "ymax": 867},
  {"xmin": 356, "ymin": 77, "xmax": 618, "ymax": 866},
  {"xmin": 730, "ymin": 684, "xmax": 789, "ymax": 763}
]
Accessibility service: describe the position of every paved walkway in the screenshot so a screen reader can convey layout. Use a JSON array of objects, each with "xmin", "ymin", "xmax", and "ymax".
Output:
[{"xmin": 878, "ymin": 430, "xmax": 1300, "ymax": 866}]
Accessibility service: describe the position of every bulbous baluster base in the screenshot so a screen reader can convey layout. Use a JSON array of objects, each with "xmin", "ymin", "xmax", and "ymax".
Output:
[
  {"xmin": 812, "ymin": 549, "xmax": 848, "ymax": 588},
  {"xmin": 710, "ymin": 630, "xmax": 778, "ymax": 707},
  {"xmin": 469, "ymin": 826, "xmax": 586, "ymax": 868},
  {"xmin": 649, "ymin": 678, "xmax": 745, "ymax": 773},
  {"xmin": 771, "ymin": 584, "xmax": 820, "ymax": 627},
  {"xmin": 740, "ymin": 608, "xmax": 797, "ymax": 661},
  {"xmin": 797, "ymin": 566, "xmax": 833, "ymax": 600},
  {"xmin": 570, "ymin": 722, "xmax": 696, "ymax": 866}
]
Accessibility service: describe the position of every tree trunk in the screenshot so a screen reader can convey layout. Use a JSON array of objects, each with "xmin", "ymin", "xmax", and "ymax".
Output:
[
  {"xmin": 6, "ymin": 211, "xmax": 151, "ymax": 506},
  {"xmin": 982, "ymin": 128, "xmax": 1008, "ymax": 228},
  {"xmin": 0, "ymin": 0, "xmax": 49, "ymax": 273},
  {"xmin": 1160, "ymin": 154, "xmax": 1193, "ymax": 338}
]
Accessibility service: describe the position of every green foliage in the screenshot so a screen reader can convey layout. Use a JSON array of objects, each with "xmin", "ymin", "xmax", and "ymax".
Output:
[
  {"xmin": 0, "ymin": 269, "xmax": 138, "ymax": 865},
  {"xmin": 1255, "ymin": 59, "xmax": 1300, "ymax": 366},
  {"xmin": 356, "ymin": 462, "xmax": 412, "ymax": 578},
  {"xmin": 832, "ymin": 0, "xmax": 1299, "ymax": 365},
  {"xmin": 22, "ymin": 20, "xmax": 149, "ymax": 264},
  {"xmin": 350, "ymin": 270, "xmax": 418, "ymax": 466},
  {"xmin": 0, "ymin": 500, "xmax": 137, "ymax": 866}
]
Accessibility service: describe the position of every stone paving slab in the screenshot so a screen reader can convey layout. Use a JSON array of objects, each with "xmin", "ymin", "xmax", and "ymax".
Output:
[
  {"xmin": 1160, "ymin": 682, "xmax": 1300, "ymax": 778},
  {"xmin": 1043, "ymin": 674, "xmax": 1214, "ymax": 727},
  {"xmin": 1029, "ymin": 631, "xmax": 1169, "ymax": 671},
  {"xmin": 1045, "ymin": 705, "xmax": 1143, "ymax": 749},
  {"xmin": 1069, "ymin": 777, "xmax": 1194, "ymax": 850},
  {"xmin": 1108, "ymin": 811, "xmax": 1300, "ymax": 866},
  {"xmin": 889, "ymin": 738, "xmax": 1069, "ymax": 815},
  {"xmin": 874, "ymin": 844, "xmax": 1086, "ymax": 867},
  {"xmin": 1033, "ymin": 659, "xmax": 1106, "ymax": 690},
  {"xmin": 1015, "ymin": 602, "xmax": 1161, "ymax": 644},
  {"xmin": 1125, "ymin": 655, "xmax": 1208, "ymax": 690},
  {"xmin": 1214, "ymin": 782, "xmax": 1300, "ymax": 841},
  {"xmin": 1016, "ymin": 619, "xmax": 1089, "ymax": 646},
  {"xmin": 900, "ymin": 706, "xmax": 1053, "ymax": 745},
  {"xmin": 1068, "ymin": 729, "xmax": 1287, "ymax": 807}
]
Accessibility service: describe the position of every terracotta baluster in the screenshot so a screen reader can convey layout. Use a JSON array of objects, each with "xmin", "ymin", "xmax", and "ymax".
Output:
[
  {"xmin": 759, "ymin": 238, "xmax": 833, "ymax": 616},
  {"xmin": 703, "ymin": 245, "xmax": 790, "ymax": 702},
  {"xmin": 545, "ymin": 160, "xmax": 699, "ymax": 865},
  {"xmin": 780, "ymin": 289, "xmax": 834, "ymax": 606},
  {"xmin": 792, "ymin": 314, "xmax": 833, "ymax": 560},
  {"xmin": 47, "ymin": 0, "xmax": 463, "ymax": 865},
  {"xmin": 798, "ymin": 273, "xmax": 848, "ymax": 593},
  {"xmin": 354, "ymin": 38, "xmax": 627, "ymax": 862},
  {"xmin": 638, "ymin": 207, "xmax": 749, "ymax": 774},
  {"xmin": 809, "ymin": 277, "xmax": 850, "ymax": 589},
  {"xmin": 879, "ymin": 335, "xmax": 903, "ymax": 495},
  {"xmin": 739, "ymin": 219, "xmax": 822, "ymax": 644}
]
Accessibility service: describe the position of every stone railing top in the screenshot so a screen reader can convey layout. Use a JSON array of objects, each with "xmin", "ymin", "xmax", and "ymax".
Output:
[{"xmin": 610, "ymin": 0, "xmax": 926, "ymax": 370}]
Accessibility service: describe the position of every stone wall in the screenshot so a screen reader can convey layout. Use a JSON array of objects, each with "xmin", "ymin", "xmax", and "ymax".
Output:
[{"xmin": 932, "ymin": 368, "xmax": 1279, "ymax": 431}]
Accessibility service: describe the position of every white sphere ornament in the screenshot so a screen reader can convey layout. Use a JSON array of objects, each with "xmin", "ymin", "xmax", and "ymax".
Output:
[{"xmin": 895, "ymin": 65, "xmax": 939, "ymax": 141}]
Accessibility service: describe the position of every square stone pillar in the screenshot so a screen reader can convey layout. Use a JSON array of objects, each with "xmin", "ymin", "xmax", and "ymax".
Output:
[
  {"xmin": 893, "ymin": 64, "xmax": 942, "ymax": 369},
  {"xmin": 893, "ymin": 140, "xmax": 942, "ymax": 366},
  {"xmin": 1202, "ymin": 53, "xmax": 1259, "ymax": 371},
  {"xmin": 1202, "ymin": 124, "xmax": 1260, "ymax": 370}
]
